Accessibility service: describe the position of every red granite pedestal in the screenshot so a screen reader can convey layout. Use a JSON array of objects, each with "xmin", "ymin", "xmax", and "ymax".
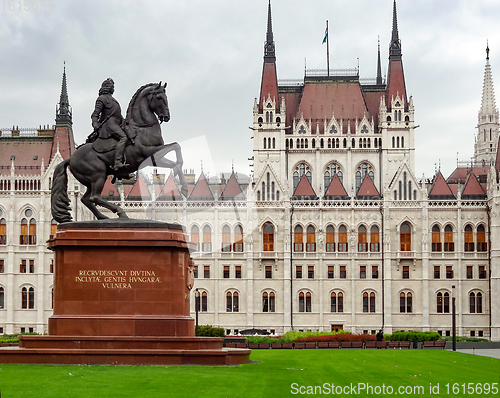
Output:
[{"xmin": 0, "ymin": 220, "xmax": 250, "ymax": 365}]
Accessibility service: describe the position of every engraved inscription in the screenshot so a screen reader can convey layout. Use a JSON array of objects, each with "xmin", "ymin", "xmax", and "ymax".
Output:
[{"xmin": 76, "ymin": 270, "xmax": 162, "ymax": 289}]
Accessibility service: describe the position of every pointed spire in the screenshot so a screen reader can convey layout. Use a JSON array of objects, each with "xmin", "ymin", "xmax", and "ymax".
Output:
[
  {"xmin": 264, "ymin": 0, "xmax": 276, "ymax": 62},
  {"xmin": 389, "ymin": 0, "xmax": 402, "ymax": 60},
  {"xmin": 376, "ymin": 36, "xmax": 382, "ymax": 85},
  {"xmin": 480, "ymin": 43, "xmax": 497, "ymax": 118},
  {"xmin": 55, "ymin": 62, "xmax": 72, "ymax": 127}
]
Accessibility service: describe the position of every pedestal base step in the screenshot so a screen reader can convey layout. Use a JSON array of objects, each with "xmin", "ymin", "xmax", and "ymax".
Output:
[{"xmin": 0, "ymin": 336, "xmax": 251, "ymax": 366}]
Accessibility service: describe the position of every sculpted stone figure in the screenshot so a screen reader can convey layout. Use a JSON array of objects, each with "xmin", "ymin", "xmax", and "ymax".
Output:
[
  {"xmin": 51, "ymin": 81, "xmax": 188, "ymax": 223},
  {"xmin": 91, "ymin": 78, "xmax": 134, "ymax": 170}
]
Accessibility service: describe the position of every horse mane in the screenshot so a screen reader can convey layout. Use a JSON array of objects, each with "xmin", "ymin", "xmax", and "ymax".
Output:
[{"xmin": 125, "ymin": 83, "xmax": 157, "ymax": 122}]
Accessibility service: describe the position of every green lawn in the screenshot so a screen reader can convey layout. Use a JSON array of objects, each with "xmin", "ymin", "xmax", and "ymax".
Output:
[{"xmin": 0, "ymin": 350, "xmax": 498, "ymax": 397}]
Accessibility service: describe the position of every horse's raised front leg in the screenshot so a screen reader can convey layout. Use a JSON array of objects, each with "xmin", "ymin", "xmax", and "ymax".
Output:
[{"xmin": 149, "ymin": 143, "xmax": 188, "ymax": 196}]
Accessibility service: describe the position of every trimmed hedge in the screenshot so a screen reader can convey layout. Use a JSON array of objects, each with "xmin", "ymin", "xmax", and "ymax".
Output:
[
  {"xmin": 195, "ymin": 325, "xmax": 225, "ymax": 337},
  {"xmin": 0, "ymin": 333, "xmax": 39, "ymax": 344},
  {"xmin": 444, "ymin": 336, "xmax": 488, "ymax": 342},
  {"xmin": 385, "ymin": 331, "xmax": 441, "ymax": 342}
]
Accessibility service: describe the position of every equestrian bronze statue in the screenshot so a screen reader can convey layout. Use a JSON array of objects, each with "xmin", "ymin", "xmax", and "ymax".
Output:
[{"xmin": 51, "ymin": 81, "xmax": 188, "ymax": 223}]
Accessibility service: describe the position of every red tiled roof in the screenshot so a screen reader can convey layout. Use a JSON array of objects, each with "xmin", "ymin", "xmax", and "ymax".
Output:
[
  {"xmin": 461, "ymin": 172, "xmax": 486, "ymax": 197},
  {"xmin": 280, "ymin": 91, "xmax": 302, "ymax": 131},
  {"xmin": 0, "ymin": 139, "xmax": 53, "ymax": 175},
  {"xmin": 127, "ymin": 175, "xmax": 151, "ymax": 200},
  {"xmin": 50, "ymin": 126, "xmax": 75, "ymax": 161},
  {"xmin": 386, "ymin": 60, "xmax": 407, "ymax": 107},
  {"xmin": 324, "ymin": 174, "xmax": 348, "ymax": 197},
  {"xmin": 296, "ymin": 81, "xmax": 369, "ymax": 133},
  {"xmin": 363, "ymin": 91, "xmax": 384, "ymax": 132},
  {"xmin": 447, "ymin": 167, "xmax": 490, "ymax": 184},
  {"xmin": 356, "ymin": 174, "xmax": 380, "ymax": 197},
  {"xmin": 220, "ymin": 173, "xmax": 245, "ymax": 198},
  {"xmin": 157, "ymin": 174, "xmax": 182, "ymax": 200},
  {"xmin": 259, "ymin": 62, "xmax": 278, "ymax": 110},
  {"xmin": 293, "ymin": 174, "xmax": 316, "ymax": 197},
  {"xmin": 101, "ymin": 176, "xmax": 119, "ymax": 198},
  {"xmin": 428, "ymin": 172, "xmax": 455, "ymax": 198},
  {"xmin": 188, "ymin": 173, "xmax": 213, "ymax": 200}
]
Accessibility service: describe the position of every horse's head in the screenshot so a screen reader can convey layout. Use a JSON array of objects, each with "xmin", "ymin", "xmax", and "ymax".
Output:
[{"xmin": 149, "ymin": 82, "xmax": 170, "ymax": 124}]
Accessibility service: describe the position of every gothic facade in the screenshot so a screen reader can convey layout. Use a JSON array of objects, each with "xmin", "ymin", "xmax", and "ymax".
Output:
[{"xmin": 0, "ymin": 1, "xmax": 498, "ymax": 340}]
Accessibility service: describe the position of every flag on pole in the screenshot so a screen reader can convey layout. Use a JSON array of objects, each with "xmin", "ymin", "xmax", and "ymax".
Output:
[{"xmin": 322, "ymin": 26, "xmax": 328, "ymax": 44}]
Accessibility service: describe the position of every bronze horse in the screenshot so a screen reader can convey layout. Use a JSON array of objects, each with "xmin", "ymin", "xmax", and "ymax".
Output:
[{"xmin": 51, "ymin": 82, "xmax": 187, "ymax": 223}]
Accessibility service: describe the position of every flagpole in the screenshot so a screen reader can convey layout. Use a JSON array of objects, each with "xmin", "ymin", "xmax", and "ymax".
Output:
[{"xmin": 326, "ymin": 20, "xmax": 329, "ymax": 76}]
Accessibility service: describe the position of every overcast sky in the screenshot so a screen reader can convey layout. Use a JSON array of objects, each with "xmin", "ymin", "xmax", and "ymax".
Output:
[{"xmin": 0, "ymin": 0, "xmax": 499, "ymax": 180}]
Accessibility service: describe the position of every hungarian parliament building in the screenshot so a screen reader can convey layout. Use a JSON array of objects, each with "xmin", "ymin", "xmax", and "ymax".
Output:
[{"xmin": 0, "ymin": 1, "xmax": 498, "ymax": 340}]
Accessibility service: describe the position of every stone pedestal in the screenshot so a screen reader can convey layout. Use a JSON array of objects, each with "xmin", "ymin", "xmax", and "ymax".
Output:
[{"xmin": 0, "ymin": 220, "xmax": 250, "ymax": 365}]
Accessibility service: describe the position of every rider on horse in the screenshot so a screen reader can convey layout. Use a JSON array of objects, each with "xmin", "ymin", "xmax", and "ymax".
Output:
[{"xmin": 91, "ymin": 78, "xmax": 134, "ymax": 170}]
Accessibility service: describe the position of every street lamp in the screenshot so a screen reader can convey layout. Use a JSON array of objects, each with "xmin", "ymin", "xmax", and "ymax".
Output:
[
  {"xmin": 195, "ymin": 288, "xmax": 200, "ymax": 336},
  {"xmin": 452, "ymin": 285, "xmax": 456, "ymax": 352}
]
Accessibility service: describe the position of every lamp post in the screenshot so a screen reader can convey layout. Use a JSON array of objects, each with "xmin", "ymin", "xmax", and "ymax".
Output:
[
  {"xmin": 452, "ymin": 285, "xmax": 456, "ymax": 352},
  {"xmin": 195, "ymin": 288, "xmax": 199, "ymax": 336}
]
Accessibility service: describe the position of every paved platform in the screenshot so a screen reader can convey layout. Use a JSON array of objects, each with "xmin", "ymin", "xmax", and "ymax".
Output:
[{"xmin": 453, "ymin": 349, "xmax": 500, "ymax": 359}]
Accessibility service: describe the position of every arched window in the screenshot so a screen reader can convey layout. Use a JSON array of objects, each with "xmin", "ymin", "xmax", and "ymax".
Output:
[
  {"xmin": 437, "ymin": 292, "xmax": 443, "ymax": 313},
  {"xmin": 298, "ymin": 292, "xmax": 312, "ymax": 313},
  {"xmin": 0, "ymin": 287, "xmax": 4, "ymax": 309},
  {"xmin": 294, "ymin": 225, "xmax": 303, "ymax": 252},
  {"xmin": 306, "ymin": 226, "xmax": 316, "ymax": 252},
  {"xmin": 338, "ymin": 225, "xmax": 348, "ymax": 252},
  {"xmin": 293, "ymin": 171, "xmax": 299, "ymax": 192},
  {"xmin": 444, "ymin": 225, "xmax": 454, "ymax": 251},
  {"xmin": 355, "ymin": 171, "xmax": 361, "ymax": 193},
  {"xmin": 401, "ymin": 136, "xmax": 404, "ymax": 148},
  {"xmin": 320, "ymin": 138, "xmax": 324, "ymax": 148},
  {"xmin": 190, "ymin": 226, "xmax": 199, "ymax": 251},
  {"xmin": 290, "ymin": 139, "xmax": 293, "ymax": 149},
  {"xmin": 22, "ymin": 287, "xmax": 35, "ymax": 309},
  {"xmin": 20, "ymin": 209, "xmax": 36, "ymax": 245},
  {"xmin": 363, "ymin": 292, "xmax": 376, "ymax": 313},
  {"xmin": 358, "ymin": 225, "xmax": 367, "ymax": 252},
  {"xmin": 0, "ymin": 218, "xmax": 6, "ymax": 245},
  {"xmin": 397, "ymin": 136, "xmax": 400, "ymax": 148},
  {"xmin": 263, "ymin": 223, "xmax": 274, "ymax": 251},
  {"xmin": 263, "ymin": 137, "xmax": 266, "ymax": 148},
  {"xmin": 400, "ymin": 223, "xmax": 411, "ymax": 251},
  {"xmin": 477, "ymin": 225, "xmax": 487, "ymax": 252},
  {"xmin": 392, "ymin": 136, "xmax": 395, "ymax": 148},
  {"xmin": 437, "ymin": 291, "xmax": 450, "ymax": 313},
  {"xmin": 470, "ymin": 292, "xmax": 483, "ymax": 314},
  {"xmin": 352, "ymin": 138, "xmax": 355, "ymax": 148},
  {"xmin": 464, "ymin": 225, "xmax": 474, "ymax": 252},
  {"xmin": 343, "ymin": 138, "xmax": 347, "ymax": 148},
  {"xmin": 400, "ymin": 292, "xmax": 413, "ymax": 313},
  {"xmin": 272, "ymin": 137, "xmax": 275, "ymax": 149},
  {"xmin": 222, "ymin": 225, "xmax": 231, "ymax": 252},
  {"xmin": 202, "ymin": 291, "xmax": 208, "ymax": 312},
  {"xmin": 432, "ymin": 225, "xmax": 441, "ymax": 252},
  {"xmin": 370, "ymin": 225, "xmax": 379, "ymax": 252},
  {"xmin": 331, "ymin": 292, "xmax": 343, "ymax": 313},
  {"xmin": 50, "ymin": 219, "xmax": 57, "ymax": 240},
  {"xmin": 202, "ymin": 225, "xmax": 212, "ymax": 252},
  {"xmin": 226, "ymin": 291, "xmax": 239, "ymax": 312},
  {"xmin": 234, "ymin": 225, "xmax": 243, "ymax": 252},
  {"xmin": 262, "ymin": 291, "xmax": 275, "ymax": 312},
  {"xmin": 326, "ymin": 225, "xmax": 335, "ymax": 252}
]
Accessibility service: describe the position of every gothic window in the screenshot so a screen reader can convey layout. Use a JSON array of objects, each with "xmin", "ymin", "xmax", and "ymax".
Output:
[
  {"xmin": 330, "ymin": 126, "xmax": 337, "ymax": 134},
  {"xmin": 403, "ymin": 172, "xmax": 407, "ymax": 200},
  {"xmin": 293, "ymin": 172, "xmax": 299, "ymax": 191},
  {"xmin": 397, "ymin": 137, "xmax": 400, "ymax": 148},
  {"xmin": 387, "ymin": 116, "xmax": 391, "ymax": 122},
  {"xmin": 352, "ymin": 138, "xmax": 355, "ymax": 148},
  {"xmin": 299, "ymin": 291, "xmax": 312, "ymax": 313},
  {"xmin": 296, "ymin": 138, "xmax": 299, "ymax": 148},
  {"xmin": 22, "ymin": 286, "xmax": 35, "ymax": 309},
  {"xmin": 400, "ymin": 222, "xmax": 411, "ymax": 251},
  {"xmin": 258, "ymin": 117, "xmax": 263, "ymax": 127},
  {"xmin": 262, "ymin": 291, "xmax": 275, "ymax": 312},
  {"xmin": 0, "ymin": 287, "xmax": 4, "ymax": 309},
  {"xmin": 190, "ymin": 226, "xmax": 199, "ymax": 251},
  {"xmin": 320, "ymin": 138, "xmax": 324, "ymax": 148},
  {"xmin": 359, "ymin": 138, "xmax": 362, "ymax": 148},
  {"xmin": 401, "ymin": 136, "xmax": 404, "ymax": 148},
  {"xmin": 305, "ymin": 138, "xmax": 308, "ymax": 149},
  {"xmin": 444, "ymin": 225, "xmax": 454, "ymax": 251},
  {"xmin": 363, "ymin": 291, "xmax": 376, "ymax": 313},
  {"xmin": 338, "ymin": 225, "xmax": 348, "ymax": 252},
  {"xmin": 361, "ymin": 125, "xmax": 368, "ymax": 134},
  {"xmin": 477, "ymin": 225, "xmax": 487, "ymax": 252},
  {"xmin": 196, "ymin": 291, "xmax": 208, "ymax": 312},
  {"xmin": 326, "ymin": 225, "xmax": 335, "ymax": 252},
  {"xmin": 331, "ymin": 292, "xmax": 343, "ymax": 313},
  {"xmin": 222, "ymin": 225, "xmax": 231, "ymax": 252},
  {"xmin": 469, "ymin": 292, "xmax": 483, "ymax": 314},
  {"xmin": 298, "ymin": 126, "xmax": 306, "ymax": 134},
  {"xmin": 432, "ymin": 225, "xmax": 441, "ymax": 252},
  {"xmin": 294, "ymin": 225, "xmax": 303, "ymax": 252},
  {"xmin": 312, "ymin": 139, "xmax": 315, "ymax": 149},
  {"xmin": 263, "ymin": 138, "xmax": 266, "ymax": 148},
  {"xmin": 355, "ymin": 172, "xmax": 361, "ymax": 193},
  {"xmin": 374, "ymin": 138, "xmax": 378, "ymax": 148},
  {"xmin": 202, "ymin": 226, "xmax": 212, "ymax": 252},
  {"xmin": 270, "ymin": 112, "xmax": 273, "ymax": 123},
  {"xmin": 437, "ymin": 291, "xmax": 450, "ymax": 313},
  {"xmin": 226, "ymin": 291, "xmax": 239, "ymax": 312},
  {"xmin": 408, "ymin": 181, "xmax": 412, "ymax": 200},
  {"xmin": 324, "ymin": 171, "xmax": 330, "ymax": 191},
  {"xmin": 271, "ymin": 181, "xmax": 275, "ymax": 200},
  {"xmin": 266, "ymin": 112, "xmax": 269, "ymax": 123},
  {"xmin": 267, "ymin": 173, "xmax": 270, "ymax": 201},
  {"xmin": 286, "ymin": 139, "xmax": 289, "ymax": 149},
  {"xmin": 20, "ymin": 209, "xmax": 36, "ymax": 245},
  {"xmin": 0, "ymin": 218, "xmax": 6, "ymax": 245},
  {"xmin": 268, "ymin": 138, "xmax": 271, "ymax": 149},
  {"xmin": 358, "ymin": 225, "xmax": 367, "ymax": 252},
  {"xmin": 328, "ymin": 138, "xmax": 332, "ymax": 148},
  {"xmin": 367, "ymin": 138, "xmax": 371, "ymax": 148},
  {"xmin": 290, "ymin": 139, "xmax": 293, "ymax": 149},
  {"xmin": 336, "ymin": 138, "xmax": 339, "ymax": 148},
  {"xmin": 400, "ymin": 292, "xmax": 413, "ymax": 313},
  {"xmin": 464, "ymin": 225, "xmax": 474, "ymax": 252},
  {"xmin": 343, "ymin": 138, "xmax": 347, "ymax": 148},
  {"xmin": 262, "ymin": 182, "xmax": 266, "ymax": 201},
  {"xmin": 257, "ymin": 191, "xmax": 261, "ymax": 201},
  {"xmin": 370, "ymin": 225, "xmax": 379, "ymax": 252},
  {"xmin": 263, "ymin": 223, "xmax": 274, "ymax": 251},
  {"xmin": 324, "ymin": 162, "xmax": 343, "ymax": 189},
  {"xmin": 276, "ymin": 117, "xmax": 281, "ymax": 127},
  {"xmin": 306, "ymin": 225, "xmax": 316, "ymax": 252},
  {"xmin": 234, "ymin": 225, "xmax": 243, "ymax": 252},
  {"xmin": 294, "ymin": 163, "xmax": 312, "ymax": 189},
  {"xmin": 392, "ymin": 136, "xmax": 395, "ymax": 148}
]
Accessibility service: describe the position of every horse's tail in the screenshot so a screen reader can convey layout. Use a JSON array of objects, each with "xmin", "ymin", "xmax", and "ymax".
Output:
[{"xmin": 51, "ymin": 158, "xmax": 73, "ymax": 223}]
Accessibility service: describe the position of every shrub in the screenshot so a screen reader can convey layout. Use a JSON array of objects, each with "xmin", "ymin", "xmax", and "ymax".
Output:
[
  {"xmin": 195, "ymin": 325, "xmax": 225, "ymax": 337},
  {"xmin": 386, "ymin": 331, "xmax": 441, "ymax": 342},
  {"xmin": 0, "ymin": 333, "xmax": 39, "ymax": 344},
  {"xmin": 444, "ymin": 336, "xmax": 488, "ymax": 342}
]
